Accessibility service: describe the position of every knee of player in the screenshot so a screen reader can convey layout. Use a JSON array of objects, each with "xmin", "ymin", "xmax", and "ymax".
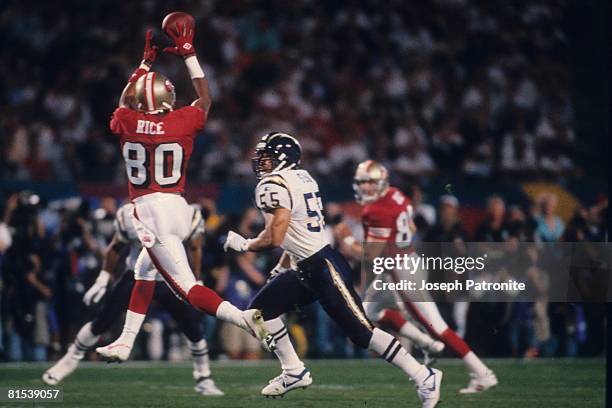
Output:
[
  {"xmin": 348, "ymin": 328, "xmax": 374, "ymax": 350},
  {"xmin": 181, "ymin": 327, "xmax": 204, "ymax": 343},
  {"xmin": 90, "ymin": 319, "xmax": 108, "ymax": 336}
]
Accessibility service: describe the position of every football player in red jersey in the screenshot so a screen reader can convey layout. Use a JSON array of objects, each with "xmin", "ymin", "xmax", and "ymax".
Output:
[
  {"xmin": 339, "ymin": 160, "xmax": 498, "ymax": 394},
  {"xmin": 96, "ymin": 28, "xmax": 274, "ymax": 362}
]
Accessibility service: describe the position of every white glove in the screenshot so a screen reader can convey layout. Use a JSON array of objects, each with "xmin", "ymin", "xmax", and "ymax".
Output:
[
  {"xmin": 83, "ymin": 270, "xmax": 111, "ymax": 306},
  {"xmin": 223, "ymin": 230, "xmax": 250, "ymax": 252},
  {"xmin": 268, "ymin": 265, "xmax": 289, "ymax": 282}
]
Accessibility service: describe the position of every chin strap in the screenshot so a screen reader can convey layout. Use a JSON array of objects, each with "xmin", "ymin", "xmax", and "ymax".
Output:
[{"xmin": 272, "ymin": 161, "xmax": 296, "ymax": 173}]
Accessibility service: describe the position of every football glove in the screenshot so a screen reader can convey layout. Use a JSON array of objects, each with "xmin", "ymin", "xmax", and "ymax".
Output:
[
  {"xmin": 142, "ymin": 29, "xmax": 159, "ymax": 66},
  {"xmin": 129, "ymin": 30, "xmax": 158, "ymax": 83},
  {"xmin": 223, "ymin": 231, "xmax": 250, "ymax": 252},
  {"xmin": 83, "ymin": 270, "xmax": 111, "ymax": 306},
  {"xmin": 163, "ymin": 22, "xmax": 195, "ymax": 58},
  {"xmin": 267, "ymin": 265, "xmax": 289, "ymax": 282}
]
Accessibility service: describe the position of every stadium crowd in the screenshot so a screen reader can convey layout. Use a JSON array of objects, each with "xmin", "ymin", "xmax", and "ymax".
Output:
[
  {"xmin": 1, "ymin": 0, "xmax": 576, "ymax": 187},
  {"xmin": 0, "ymin": 190, "xmax": 607, "ymax": 362}
]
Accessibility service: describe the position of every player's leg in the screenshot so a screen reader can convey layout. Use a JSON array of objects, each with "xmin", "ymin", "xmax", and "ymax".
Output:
[
  {"xmin": 405, "ymin": 300, "xmax": 497, "ymax": 393},
  {"xmin": 96, "ymin": 250, "xmax": 157, "ymax": 361},
  {"xmin": 248, "ymin": 270, "xmax": 317, "ymax": 397},
  {"xmin": 378, "ymin": 308, "xmax": 445, "ymax": 354},
  {"xmin": 132, "ymin": 197, "xmax": 274, "ymax": 350},
  {"xmin": 156, "ymin": 282, "xmax": 224, "ymax": 396},
  {"xmin": 363, "ymin": 276, "xmax": 443, "ymax": 355},
  {"xmin": 393, "ymin": 256, "xmax": 497, "ymax": 393},
  {"xmin": 302, "ymin": 247, "xmax": 442, "ymax": 407},
  {"xmin": 43, "ymin": 272, "xmax": 134, "ymax": 383}
]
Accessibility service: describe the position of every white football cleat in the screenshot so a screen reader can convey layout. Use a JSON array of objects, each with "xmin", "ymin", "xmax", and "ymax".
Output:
[
  {"xmin": 194, "ymin": 377, "xmax": 224, "ymax": 396},
  {"xmin": 416, "ymin": 367, "xmax": 443, "ymax": 408},
  {"xmin": 261, "ymin": 368, "xmax": 312, "ymax": 398},
  {"xmin": 42, "ymin": 355, "xmax": 79, "ymax": 385},
  {"xmin": 95, "ymin": 342, "xmax": 132, "ymax": 362},
  {"xmin": 240, "ymin": 309, "xmax": 276, "ymax": 352},
  {"xmin": 459, "ymin": 370, "xmax": 498, "ymax": 394}
]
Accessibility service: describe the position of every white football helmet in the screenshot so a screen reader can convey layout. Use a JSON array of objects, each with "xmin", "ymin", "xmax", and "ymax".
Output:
[{"xmin": 353, "ymin": 160, "xmax": 389, "ymax": 204}]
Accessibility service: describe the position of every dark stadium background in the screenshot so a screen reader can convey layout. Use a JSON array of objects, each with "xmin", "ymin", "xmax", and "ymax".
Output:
[{"xmin": 0, "ymin": 0, "xmax": 607, "ymax": 366}]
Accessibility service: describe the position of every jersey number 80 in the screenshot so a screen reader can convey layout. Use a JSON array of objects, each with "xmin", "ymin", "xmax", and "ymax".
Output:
[{"xmin": 123, "ymin": 142, "xmax": 184, "ymax": 187}]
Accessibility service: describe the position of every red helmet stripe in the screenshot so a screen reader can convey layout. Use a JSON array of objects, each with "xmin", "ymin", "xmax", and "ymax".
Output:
[
  {"xmin": 150, "ymin": 72, "xmax": 157, "ymax": 111},
  {"xmin": 145, "ymin": 72, "xmax": 155, "ymax": 112}
]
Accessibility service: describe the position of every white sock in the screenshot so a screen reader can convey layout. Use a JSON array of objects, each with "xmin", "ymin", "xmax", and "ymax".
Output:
[
  {"xmin": 369, "ymin": 328, "xmax": 428, "ymax": 383},
  {"xmin": 265, "ymin": 318, "xmax": 304, "ymax": 372},
  {"xmin": 463, "ymin": 351, "xmax": 489, "ymax": 376},
  {"xmin": 190, "ymin": 339, "xmax": 211, "ymax": 379},
  {"xmin": 215, "ymin": 301, "xmax": 243, "ymax": 327},
  {"xmin": 453, "ymin": 302, "xmax": 469, "ymax": 338},
  {"xmin": 118, "ymin": 311, "xmax": 146, "ymax": 346},
  {"xmin": 398, "ymin": 321, "xmax": 436, "ymax": 349},
  {"xmin": 69, "ymin": 322, "xmax": 100, "ymax": 359},
  {"xmin": 147, "ymin": 319, "xmax": 164, "ymax": 361}
]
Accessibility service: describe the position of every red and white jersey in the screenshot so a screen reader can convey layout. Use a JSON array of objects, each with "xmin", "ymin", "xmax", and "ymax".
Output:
[
  {"xmin": 110, "ymin": 106, "xmax": 207, "ymax": 200},
  {"xmin": 362, "ymin": 187, "xmax": 414, "ymax": 247}
]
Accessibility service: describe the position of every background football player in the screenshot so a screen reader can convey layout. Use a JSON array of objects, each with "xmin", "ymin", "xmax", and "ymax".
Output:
[
  {"xmin": 43, "ymin": 203, "xmax": 223, "ymax": 396},
  {"xmin": 224, "ymin": 133, "xmax": 442, "ymax": 408},
  {"xmin": 337, "ymin": 160, "xmax": 497, "ymax": 394},
  {"xmin": 96, "ymin": 27, "xmax": 273, "ymax": 361}
]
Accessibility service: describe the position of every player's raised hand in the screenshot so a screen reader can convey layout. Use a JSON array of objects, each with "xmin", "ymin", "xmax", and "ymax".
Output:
[
  {"xmin": 83, "ymin": 270, "xmax": 111, "ymax": 306},
  {"xmin": 142, "ymin": 29, "xmax": 159, "ymax": 66},
  {"xmin": 163, "ymin": 22, "xmax": 195, "ymax": 58},
  {"xmin": 223, "ymin": 231, "xmax": 249, "ymax": 252}
]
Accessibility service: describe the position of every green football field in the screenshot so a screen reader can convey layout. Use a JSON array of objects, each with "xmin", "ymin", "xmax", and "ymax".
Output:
[{"xmin": 0, "ymin": 358, "xmax": 605, "ymax": 407}]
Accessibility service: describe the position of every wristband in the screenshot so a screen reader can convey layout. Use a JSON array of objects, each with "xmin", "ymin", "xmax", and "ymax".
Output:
[
  {"xmin": 128, "ymin": 62, "xmax": 151, "ymax": 83},
  {"xmin": 184, "ymin": 55, "xmax": 205, "ymax": 79},
  {"xmin": 242, "ymin": 239, "xmax": 252, "ymax": 252},
  {"xmin": 273, "ymin": 265, "xmax": 290, "ymax": 274},
  {"xmin": 343, "ymin": 235, "xmax": 357, "ymax": 247}
]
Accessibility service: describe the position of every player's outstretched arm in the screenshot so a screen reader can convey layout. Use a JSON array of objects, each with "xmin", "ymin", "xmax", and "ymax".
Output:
[
  {"xmin": 247, "ymin": 208, "xmax": 291, "ymax": 251},
  {"xmin": 189, "ymin": 75, "xmax": 212, "ymax": 113},
  {"xmin": 163, "ymin": 22, "xmax": 212, "ymax": 112},
  {"xmin": 224, "ymin": 208, "xmax": 291, "ymax": 253},
  {"xmin": 118, "ymin": 30, "xmax": 158, "ymax": 108}
]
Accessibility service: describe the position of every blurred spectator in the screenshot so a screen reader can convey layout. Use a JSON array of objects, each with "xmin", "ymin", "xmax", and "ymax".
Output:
[
  {"xmin": 2, "ymin": 192, "xmax": 50, "ymax": 361},
  {"xmin": 410, "ymin": 185, "xmax": 436, "ymax": 234},
  {"xmin": 422, "ymin": 195, "xmax": 469, "ymax": 338},
  {"xmin": 475, "ymin": 195, "xmax": 510, "ymax": 242},
  {"xmin": 534, "ymin": 193, "xmax": 564, "ymax": 242},
  {"xmin": 424, "ymin": 195, "xmax": 464, "ymax": 243}
]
